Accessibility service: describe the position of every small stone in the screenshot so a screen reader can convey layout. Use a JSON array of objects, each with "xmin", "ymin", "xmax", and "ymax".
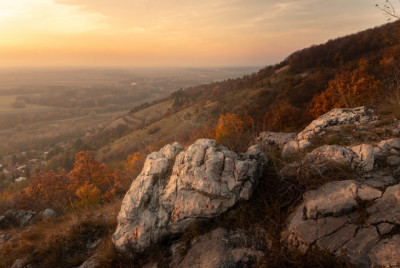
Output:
[
  {"xmin": 377, "ymin": 223, "xmax": 394, "ymax": 235},
  {"xmin": 387, "ymin": 155, "xmax": 400, "ymax": 166},
  {"xmin": 41, "ymin": 208, "xmax": 57, "ymax": 218},
  {"xmin": 357, "ymin": 185, "xmax": 382, "ymax": 201}
]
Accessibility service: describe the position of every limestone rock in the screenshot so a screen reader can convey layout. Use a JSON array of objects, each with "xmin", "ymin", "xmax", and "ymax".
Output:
[
  {"xmin": 377, "ymin": 138, "xmax": 400, "ymax": 153},
  {"xmin": 257, "ymin": 131, "xmax": 296, "ymax": 150},
  {"xmin": 4, "ymin": 209, "xmax": 36, "ymax": 227},
  {"xmin": 351, "ymin": 144, "xmax": 375, "ymax": 172},
  {"xmin": 282, "ymin": 107, "xmax": 376, "ymax": 157},
  {"xmin": 297, "ymin": 107, "xmax": 375, "ymax": 141},
  {"xmin": 170, "ymin": 228, "xmax": 266, "ymax": 268},
  {"xmin": 286, "ymin": 180, "xmax": 400, "ymax": 268},
  {"xmin": 340, "ymin": 226, "xmax": 380, "ymax": 267},
  {"xmin": 369, "ymin": 235, "xmax": 400, "ymax": 268},
  {"xmin": 303, "ymin": 180, "xmax": 358, "ymax": 219},
  {"xmin": 365, "ymin": 175, "xmax": 397, "ymax": 190},
  {"xmin": 41, "ymin": 208, "xmax": 57, "ymax": 218},
  {"xmin": 387, "ymin": 155, "xmax": 400, "ymax": 166},
  {"xmin": 303, "ymin": 144, "xmax": 374, "ymax": 172},
  {"xmin": 112, "ymin": 139, "xmax": 266, "ymax": 252}
]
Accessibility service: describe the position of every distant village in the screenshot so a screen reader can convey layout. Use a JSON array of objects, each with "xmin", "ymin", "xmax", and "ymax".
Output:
[{"xmin": 0, "ymin": 140, "xmax": 72, "ymax": 187}]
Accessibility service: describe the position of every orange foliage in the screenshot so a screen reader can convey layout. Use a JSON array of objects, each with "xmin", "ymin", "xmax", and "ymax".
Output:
[
  {"xmin": 124, "ymin": 152, "xmax": 143, "ymax": 174},
  {"xmin": 24, "ymin": 170, "xmax": 72, "ymax": 211},
  {"xmin": 215, "ymin": 113, "xmax": 254, "ymax": 152},
  {"xmin": 68, "ymin": 151, "xmax": 113, "ymax": 193},
  {"xmin": 75, "ymin": 182, "xmax": 101, "ymax": 207},
  {"xmin": 264, "ymin": 99, "xmax": 300, "ymax": 132},
  {"xmin": 308, "ymin": 59, "xmax": 381, "ymax": 118}
]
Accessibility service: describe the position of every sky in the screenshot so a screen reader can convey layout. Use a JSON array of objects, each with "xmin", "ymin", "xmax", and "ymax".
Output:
[{"xmin": 0, "ymin": 0, "xmax": 392, "ymax": 67}]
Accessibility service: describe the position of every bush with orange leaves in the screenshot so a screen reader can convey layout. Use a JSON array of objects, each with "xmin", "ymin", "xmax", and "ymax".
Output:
[
  {"xmin": 68, "ymin": 151, "xmax": 114, "ymax": 194},
  {"xmin": 263, "ymin": 99, "xmax": 301, "ymax": 132},
  {"xmin": 75, "ymin": 181, "xmax": 101, "ymax": 207},
  {"xmin": 215, "ymin": 112, "xmax": 254, "ymax": 152},
  {"xmin": 124, "ymin": 152, "xmax": 143, "ymax": 179},
  {"xmin": 308, "ymin": 60, "xmax": 381, "ymax": 118},
  {"xmin": 25, "ymin": 170, "xmax": 72, "ymax": 211}
]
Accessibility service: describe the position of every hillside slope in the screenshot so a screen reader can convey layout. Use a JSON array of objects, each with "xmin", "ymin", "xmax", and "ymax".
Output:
[{"xmin": 75, "ymin": 20, "xmax": 400, "ymax": 165}]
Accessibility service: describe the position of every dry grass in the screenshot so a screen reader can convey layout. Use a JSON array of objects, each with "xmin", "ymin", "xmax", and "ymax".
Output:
[{"xmin": 0, "ymin": 200, "xmax": 121, "ymax": 268}]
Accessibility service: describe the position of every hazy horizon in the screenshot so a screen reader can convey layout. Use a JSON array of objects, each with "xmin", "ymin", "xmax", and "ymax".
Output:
[{"xmin": 0, "ymin": 0, "xmax": 392, "ymax": 68}]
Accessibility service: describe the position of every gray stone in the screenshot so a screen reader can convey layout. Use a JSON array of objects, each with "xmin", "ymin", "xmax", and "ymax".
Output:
[
  {"xmin": 282, "ymin": 140, "xmax": 300, "ymax": 158},
  {"xmin": 365, "ymin": 175, "xmax": 397, "ymax": 190},
  {"xmin": 387, "ymin": 155, "xmax": 400, "ymax": 166},
  {"xmin": 296, "ymin": 107, "xmax": 375, "ymax": 141},
  {"xmin": 304, "ymin": 145, "xmax": 359, "ymax": 170},
  {"xmin": 11, "ymin": 258, "xmax": 27, "ymax": 268},
  {"xmin": 351, "ymin": 144, "xmax": 375, "ymax": 172},
  {"xmin": 377, "ymin": 138, "xmax": 400, "ymax": 152},
  {"xmin": 377, "ymin": 223, "xmax": 394, "ymax": 235},
  {"xmin": 171, "ymin": 228, "xmax": 266, "ymax": 268},
  {"xmin": 257, "ymin": 131, "xmax": 296, "ymax": 150},
  {"xmin": 41, "ymin": 208, "xmax": 57, "ymax": 218},
  {"xmin": 367, "ymin": 185, "xmax": 400, "ymax": 225},
  {"xmin": 341, "ymin": 226, "xmax": 379, "ymax": 267},
  {"xmin": 369, "ymin": 235, "xmax": 400, "ymax": 268},
  {"xmin": 303, "ymin": 180, "xmax": 358, "ymax": 219},
  {"xmin": 317, "ymin": 224, "xmax": 358, "ymax": 252},
  {"xmin": 78, "ymin": 254, "xmax": 100, "ymax": 268},
  {"xmin": 5, "ymin": 209, "xmax": 36, "ymax": 227},
  {"xmin": 286, "ymin": 179, "xmax": 400, "ymax": 267},
  {"xmin": 112, "ymin": 139, "xmax": 266, "ymax": 252},
  {"xmin": 282, "ymin": 107, "xmax": 376, "ymax": 157},
  {"xmin": 357, "ymin": 185, "xmax": 382, "ymax": 201}
]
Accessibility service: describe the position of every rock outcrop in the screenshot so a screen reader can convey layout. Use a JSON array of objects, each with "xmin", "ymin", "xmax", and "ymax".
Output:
[
  {"xmin": 112, "ymin": 139, "xmax": 266, "ymax": 252},
  {"xmin": 305, "ymin": 144, "xmax": 375, "ymax": 172},
  {"xmin": 170, "ymin": 228, "xmax": 268, "ymax": 267},
  {"xmin": 0, "ymin": 210, "xmax": 36, "ymax": 228},
  {"xmin": 281, "ymin": 107, "xmax": 376, "ymax": 157},
  {"xmin": 285, "ymin": 179, "xmax": 400, "ymax": 268},
  {"xmin": 257, "ymin": 131, "xmax": 296, "ymax": 150}
]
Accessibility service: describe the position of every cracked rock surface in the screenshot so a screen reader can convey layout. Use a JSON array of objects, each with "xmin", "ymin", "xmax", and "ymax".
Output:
[
  {"xmin": 282, "ymin": 107, "xmax": 376, "ymax": 157},
  {"xmin": 112, "ymin": 139, "xmax": 266, "ymax": 252},
  {"xmin": 170, "ymin": 227, "xmax": 268, "ymax": 268},
  {"xmin": 285, "ymin": 179, "xmax": 400, "ymax": 268}
]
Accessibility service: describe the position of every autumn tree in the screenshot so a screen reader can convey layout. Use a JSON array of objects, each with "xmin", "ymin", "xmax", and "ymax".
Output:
[
  {"xmin": 215, "ymin": 113, "xmax": 254, "ymax": 152},
  {"xmin": 264, "ymin": 98, "xmax": 301, "ymax": 132},
  {"xmin": 75, "ymin": 181, "xmax": 101, "ymax": 207},
  {"xmin": 308, "ymin": 60, "xmax": 381, "ymax": 118},
  {"xmin": 23, "ymin": 169, "xmax": 72, "ymax": 212},
  {"xmin": 68, "ymin": 151, "xmax": 113, "ymax": 193},
  {"xmin": 123, "ymin": 152, "xmax": 144, "ymax": 183}
]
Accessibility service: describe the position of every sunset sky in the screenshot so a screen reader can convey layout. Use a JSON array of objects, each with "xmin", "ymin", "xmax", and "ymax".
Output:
[{"xmin": 0, "ymin": 0, "xmax": 390, "ymax": 67}]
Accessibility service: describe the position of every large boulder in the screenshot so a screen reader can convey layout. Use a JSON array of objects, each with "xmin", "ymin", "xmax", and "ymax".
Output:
[
  {"xmin": 285, "ymin": 179, "xmax": 400, "ymax": 268},
  {"xmin": 304, "ymin": 144, "xmax": 375, "ymax": 172},
  {"xmin": 282, "ymin": 107, "xmax": 376, "ymax": 157},
  {"xmin": 112, "ymin": 139, "xmax": 266, "ymax": 252},
  {"xmin": 170, "ymin": 228, "xmax": 267, "ymax": 268}
]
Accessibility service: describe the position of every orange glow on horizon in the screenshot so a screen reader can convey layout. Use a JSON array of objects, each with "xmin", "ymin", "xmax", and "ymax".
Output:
[{"xmin": 0, "ymin": 0, "xmax": 389, "ymax": 67}]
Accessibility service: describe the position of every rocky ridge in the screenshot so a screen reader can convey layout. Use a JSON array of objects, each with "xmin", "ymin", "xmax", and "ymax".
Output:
[
  {"xmin": 111, "ymin": 106, "xmax": 400, "ymax": 267},
  {"xmin": 112, "ymin": 139, "xmax": 266, "ymax": 253}
]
